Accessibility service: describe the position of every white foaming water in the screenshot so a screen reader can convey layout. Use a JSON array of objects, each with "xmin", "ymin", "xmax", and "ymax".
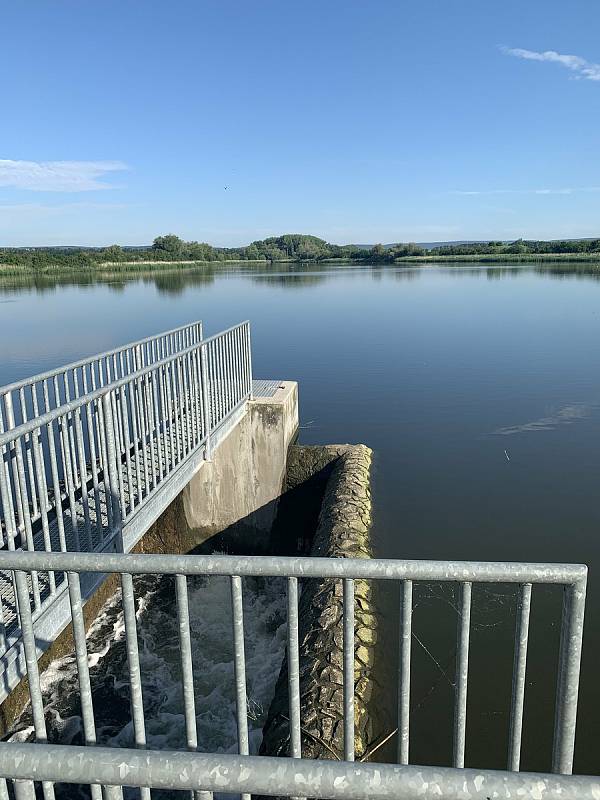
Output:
[
  {"xmin": 11, "ymin": 567, "xmax": 287, "ymax": 763},
  {"xmin": 108, "ymin": 573, "xmax": 287, "ymax": 754}
]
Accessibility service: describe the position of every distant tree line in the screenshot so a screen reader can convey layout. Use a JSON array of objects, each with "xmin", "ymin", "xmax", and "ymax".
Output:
[
  {"xmin": 2, "ymin": 234, "xmax": 600, "ymax": 272},
  {"xmin": 432, "ymin": 238, "xmax": 600, "ymax": 256}
]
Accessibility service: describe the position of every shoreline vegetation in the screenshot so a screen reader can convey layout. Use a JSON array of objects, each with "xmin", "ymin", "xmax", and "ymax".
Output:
[{"xmin": 1, "ymin": 233, "xmax": 600, "ymax": 276}]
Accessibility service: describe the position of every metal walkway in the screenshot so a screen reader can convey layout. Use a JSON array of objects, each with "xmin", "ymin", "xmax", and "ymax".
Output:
[{"xmin": 0, "ymin": 320, "xmax": 255, "ymax": 697}]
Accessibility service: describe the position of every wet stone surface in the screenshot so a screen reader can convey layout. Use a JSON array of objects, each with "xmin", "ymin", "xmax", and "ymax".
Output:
[{"xmin": 260, "ymin": 444, "xmax": 377, "ymax": 762}]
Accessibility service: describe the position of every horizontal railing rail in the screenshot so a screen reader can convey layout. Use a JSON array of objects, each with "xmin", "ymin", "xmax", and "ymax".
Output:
[
  {"xmin": 0, "ymin": 322, "xmax": 253, "ymax": 655},
  {"xmin": 0, "ymin": 550, "xmax": 587, "ymax": 800},
  {"xmin": 0, "ymin": 742, "xmax": 598, "ymax": 800}
]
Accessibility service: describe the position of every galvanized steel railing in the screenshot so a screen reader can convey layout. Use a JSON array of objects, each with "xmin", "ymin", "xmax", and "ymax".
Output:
[
  {"xmin": 0, "ymin": 320, "xmax": 203, "ymax": 423},
  {"xmin": 0, "ymin": 320, "xmax": 203, "ymax": 543},
  {"xmin": 0, "ymin": 322, "xmax": 252, "ymax": 653},
  {"xmin": 0, "ymin": 550, "xmax": 589, "ymax": 800}
]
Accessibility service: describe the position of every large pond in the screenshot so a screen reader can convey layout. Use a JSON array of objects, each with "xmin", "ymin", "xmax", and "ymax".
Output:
[{"xmin": 1, "ymin": 262, "xmax": 599, "ymax": 774}]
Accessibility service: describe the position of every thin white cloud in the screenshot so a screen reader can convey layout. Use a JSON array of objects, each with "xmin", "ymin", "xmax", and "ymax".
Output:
[
  {"xmin": 0, "ymin": 202, "xmax": 132, "ymax": 216},
  {"xmin": 0, "ymin": 160, "xmax": 129, "ymax": 192},
  {"xmin": 502, "ymin": 47, "xmax": 600, "ymax": 81},
  {"xmin": 451, "ymin": 187, "xmax": 600, "ymax": 196}
]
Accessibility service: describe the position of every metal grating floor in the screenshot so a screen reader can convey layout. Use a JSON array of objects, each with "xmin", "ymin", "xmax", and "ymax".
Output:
[{"xmin": 252, "ymin": 379, "xmax": 284, "ymax": 398}]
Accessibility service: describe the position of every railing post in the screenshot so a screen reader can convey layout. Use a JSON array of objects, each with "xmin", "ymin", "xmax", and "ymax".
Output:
[
  {"xmin": 200, "ymin": 342, "xmax": 212, "ymax": 461},
  {"xmin": 245, "ymin": 322, "xmax": 253, "ymax": 400},
  {"xmin": 102, "ymin": 391, "xmax": 124, "ymax": 552},
  {"xmin": 552, "ymin": 576, "xmax": 587, "ymax": 774}
]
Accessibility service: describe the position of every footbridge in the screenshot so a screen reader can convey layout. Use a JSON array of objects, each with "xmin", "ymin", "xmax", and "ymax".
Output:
[
  {"xmin": 0, "ymin": 320, "xmax": 271, "ymax": 696},
  {"xmin": 0, "ymin": 321, "xmax": 595, "ymax": 800}
]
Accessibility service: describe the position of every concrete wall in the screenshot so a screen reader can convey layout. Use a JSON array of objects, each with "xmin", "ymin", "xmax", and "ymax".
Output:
[
  {"xmin": 260, "ymin": 444, "xmax": 377, "ymax": 764},
  {"xmin": 181, "ymin": 381, "xmax": 298, "ymax": 549}
]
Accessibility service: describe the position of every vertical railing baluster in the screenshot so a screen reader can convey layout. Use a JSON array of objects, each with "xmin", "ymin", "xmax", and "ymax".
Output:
[
  {"xmin": 0, "ymin": 395, "xmax": 11, "ymax": 549},
  {"xmin": 552, "ymin": 576, "xmax": 587, "ymax": 775},
  {"xmin": 136, "ymin": 374, "xmax": 150, "ymax": 504},
  {"xmin": 230, "ymin": 575, "xmax": 250, "ymax": 800},
  {"xmin": 67, "ymin": 570, "xmax": 103, "ymax": 800},
  {"xmin": 508, "ymin": 583, "xmax": 532, "ymax": 771},
  {"xmin": 120, "ymin": 572, "xmax": 150, "ymax": 800},
  {"xmin": 245, "ymin": 322, "xmax": 253, "ymax": 399},
  {"xmin": 287, "ymin": 576, "xmax": 301, "ymax": 759},
  {"xmin": 225, "ymin": 331, "xmax": 234, "ymax": 414},
  {"xmin": 149, "ymin": 370, "xmax": 164, "ymax": 486},
  {"xmin": 63, "ymin": 372, "xmax": 79, "ymax": 490},
  {"xmin": 184, "ymin": 351, "xmax": 193, "ymax": 454},
  {"xmin": 0, "ymin": 445, "xmax": 21, "ymax": 619},
  {"xmin": 92, "ymin": 364, "xmax": 108, "ymax": 507},
  {"xmin": 31, "ymin": 422, "xmax": 55, "ymax": 595},
  {"xmin": 13, "ymin": 781, "xmax": 36, "ymax": 800},
  {"xmin": 104, "ymin": 787, "xmax": 124, "ymax": 800},
  {"xmin": 232, "ymin": 328, "xmax": 240, "ymax": 407},
  {"xmin": 200, "ymin": 342, "xmax": 211, "ymax": 460},
  {"xmin": 398, "ymin": 579, "xmax": 412, "ymax": 765},
  {"xmin": 217, "ymin": 335, "xmax": 225, "ymax": 422},
  {"xmin": 453, "ymin": 581, "xmax": 472, "ymax": 769},
  {"xmin": 14, "ymin": 570, "xmax": 55, "ymax": 800},
  {"xmin": 119, "ymin": 382, "xmax": 134, "ymax": 513},
  {"xmin": 177, "ymin": 356, "xmax": 189, "ymax": 457},
  {"xmin": 0, "ymin": 595, "xmax": 7, "ymax": 656},
  {"xmin": 128, "ymin": 378, "xmax": 142, "ymax": 507},
  {"xmin": 4, "ymin": 394, "xmax": 26, "ymax": 543},
  {"xmin": 172, "ymin": 356, "xmax": 183, "ymax": 464},
  {"xmin": 12, "ymin": 431, "xmax": 41, "ymax": 609},
  {"xmin": 73, "ymin": 402, "xmax": 93, "ymax": 551},
  {"xmin": 108, "ymin": 389, "xmax": 125, "ymax": 511},
  {"xmin": 343, "ymin": 578, "xmax": 355, "ymax": 762},
  {"xmin": 102, "ymin": 392, "xmax": 123, "ymax": 550},
  {"xmin": 174, "ymin": 574, "xmax": 207, "ymax": 800},
  {"xmin": 18, "ymin": 388, "xmax": 39, "ymax": 521},
  {"xmin": 188, "ymin": 350, "xmax": 199, "ymax": 449},
  {"xmin": 82, "ymin": 372, "xmax": 102, "ymax": 537},
  {"xmin": 43, "ymin": 383, "xmax": 68, "ymax": 553},
  {"xmin": 147, "ymin": 370, "xmax": 158, "ymax": 487}
]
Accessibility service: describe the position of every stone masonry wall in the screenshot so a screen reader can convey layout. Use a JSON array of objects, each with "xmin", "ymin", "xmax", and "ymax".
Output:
[{"xmin": 260, "ymin": 444, "xmax": 376, "ymax": 762}]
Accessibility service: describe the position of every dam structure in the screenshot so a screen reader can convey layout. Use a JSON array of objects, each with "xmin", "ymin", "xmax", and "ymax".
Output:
[{"xmin": 0, "ymin": 321, "xmax": 594, "ymax": 799}]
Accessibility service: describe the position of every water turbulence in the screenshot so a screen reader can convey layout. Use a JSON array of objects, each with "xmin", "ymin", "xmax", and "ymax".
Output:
[{"xmin": 10, "ymin": 559, "xmax": 287, "ymax": 762}]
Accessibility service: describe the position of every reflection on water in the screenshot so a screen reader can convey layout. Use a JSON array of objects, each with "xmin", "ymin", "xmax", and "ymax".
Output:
[
  {"xmin": 2, "ymin": 261, "xmax": 600, "ymax": 774},
  {"xmin": 2, "ymin": 259, "xmax": 600, "ymax": 297}
]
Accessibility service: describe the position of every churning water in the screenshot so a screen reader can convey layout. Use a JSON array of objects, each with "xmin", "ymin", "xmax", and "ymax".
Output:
[{"xmin": 10, "ymin": 565, "xmax": 287, "ymax": 763}]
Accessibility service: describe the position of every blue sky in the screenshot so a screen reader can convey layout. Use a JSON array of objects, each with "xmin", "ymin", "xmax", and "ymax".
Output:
[{"xmin": 2, "ymin": 0, "xmax": 600, "ymax": 246}]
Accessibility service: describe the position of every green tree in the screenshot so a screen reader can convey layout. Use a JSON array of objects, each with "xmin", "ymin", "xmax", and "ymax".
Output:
[{"xmin": 152, "ymin": 234, "xmax": 184, "ymax": 255}]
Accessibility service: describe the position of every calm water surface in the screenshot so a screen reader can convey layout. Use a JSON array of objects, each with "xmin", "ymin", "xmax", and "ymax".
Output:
[{"xmin": 1, "ymin": 262, "xmax": 600, "ymax": 773}]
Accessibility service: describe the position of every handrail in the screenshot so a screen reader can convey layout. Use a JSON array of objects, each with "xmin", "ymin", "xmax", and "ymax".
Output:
[
  {"xmin": 0, "ymin": 319, "xmax": 202, "ymax": 396},
  {"xmin": 0, "ymin": 549, "xmax": 588, "ymax": 584},
  {"xmin": 0, "ymin": 320, "xmax": 250, "ymax": 447},
  {"xmin": 0, "ymin": 742, "xmax": 597, "ymax": 799}
]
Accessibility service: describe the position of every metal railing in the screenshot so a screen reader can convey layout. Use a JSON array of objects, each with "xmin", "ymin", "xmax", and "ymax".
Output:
[
  {"xmin": 0, "ymin": 320, "xmax": 202, "ymax": 540},
  {"xmin": 0, "ymin": 320, "xmax": 202, "ymax": 424},
  {"xmin": 0, "ymin": 550, "xmax": 590, "ymax": 800},
  {"xmin": 0, "ymin": 322, "xmax": 252, "ymax": 655}
]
